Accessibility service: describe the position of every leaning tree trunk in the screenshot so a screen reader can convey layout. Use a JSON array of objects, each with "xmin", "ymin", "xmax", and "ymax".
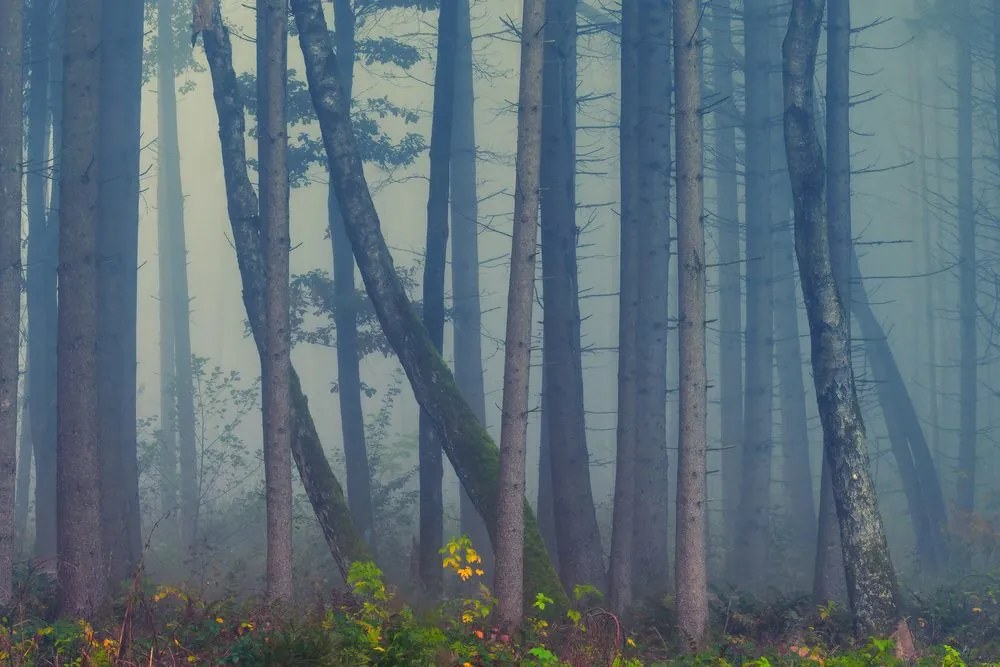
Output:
[
  {"xmin": 27, "ymin": 0, "xmax": 59, "ymax": 565},
  {"xmin": 734, "ymin": 0, "xmax": 774, "ymax": 586},
  {"xmin": 97, "ymin": 0, "xmax": 143, "ymax": 587},
  {"xmin": 541, "ymin": 0, "xmax": 606, "ymax": 595},
  {"xmin": 199, "ymin": 9, "xmax": 369, "ymax": 582},
  {"xmin": 56, "ymin": 0, "xmax": 106, "ymax": 617},
  {"xmin": 495, "ymin": 0, "xmax": 546, "ymax": 629},
  {"xmin": 708, "ymin": 0, "xmax": 743, "ymax": 553},
  {"xmin": 783, "ymin": 0, "xmax": 902, "ymax": 638},
  {"xmin": 451, "ymin": 0, "xmax": 492, "ymax": 567},
  {"xmin": 257, "ymin": 0, "xmax": 294, "ymax": 604},
  {"xmin": 610, "ymin": 0, "xmax": 640, "ymax": 613},
  {"xmin": 673, "ymin": 0, "xmax": 708, "ymax": 648},
  {"xmin": 418, "ymin": 0, "xmax": 458, "ymax": 597},
  {"xmin": 283, "ymin": 0, "xmax": 566, "ymax": 605},
  {"xmin": 632, "ymin": 0, "xmax": 672, "ymax": 598},
  {"xmin": 328, "ymin": 0, "xmax": 375, "ymax": 546},
  {"xmin": 0, "ymin": 0, "xmax": 24, "ymax": 606}
]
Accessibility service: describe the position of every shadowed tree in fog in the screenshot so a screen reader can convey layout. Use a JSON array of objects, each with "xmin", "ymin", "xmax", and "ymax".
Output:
[
  {"xmin": 257, "ymin": 0, "xmax": 294, "ymax": 604},
  {"xmin": 418, "ymin": 0, "xmax": 457, "ymax": 598},
  {"xmin": 673, "ymin": 0, "xmax": 708, "ymax": 647},
  {"xmin": 0, "ymin": 0, "xmax": 24, "ymax": 605},
  {"xmin": 56, "ymin": 0, "xmax": 106, "ymax": 616}
]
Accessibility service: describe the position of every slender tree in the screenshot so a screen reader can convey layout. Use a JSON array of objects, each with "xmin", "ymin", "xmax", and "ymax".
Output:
[
  {"xmin": 97, "ymin": 0, "xmax": 143, "ymax": 587},
  {"xmin": 0, "ymin": 0, "xmax": 24, "ymax": 606},
  {"xmin": 673, "ymin": 0, "xmax": 708, "ymax": 647},
  {"xmin": 784, "ymin": 0, "xmax": 902, "ymax": 637},
  {"xmin": 14, "ymin": 390, "xmax": 30, "ymax": 554},
  {"xmin": 258, "ymin": 0, "xmax": 294, "ymax": 604},
  {"xmin": 611, "ymin": 0, "xmax": 640, "ymax": 613},
  {"xmin": 495, "ymin": 0, "xmax": 546, "ymax": 627},
  {"xmin": 733, "ymin": 0, "xmax": 775, "ymax": 585},
  {"xmin": 418, "ymin": 0, "xmax": 457, "ymax": 596},
  {"xmin": 542, "ymin": 0, "xmax": 605, "ymax": 594},
  {"xmin": 57, "ymin": 0, "xmax": 106, "ymax": 616}
]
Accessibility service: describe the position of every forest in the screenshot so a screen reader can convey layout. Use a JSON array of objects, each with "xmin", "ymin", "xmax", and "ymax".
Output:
[{"xmin": 0, "ymin": 0, "xmax": 996, "ymax": 664}]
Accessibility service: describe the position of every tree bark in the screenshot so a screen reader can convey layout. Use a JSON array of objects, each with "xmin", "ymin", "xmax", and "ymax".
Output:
[
  {"xmin": 258, "ymin": 0, "xmax": 294, "ymax": 604},
  {"xmin": 495, "ymin": 0, "xmax": 545, "ymax": 628},
  {"xmin": 632, "ymin": 0, "xmax": 672, "ymax": 598},
  {"xmin": 542, "ymin": 0, "xmax": 605, "ymax": 596},
  {"xmin": 783, "ymin": 0, "xmax": 901, "ymax": 637},
  {"xmin": 610, "ymin": 0, "xmax": 640, "ymax": 613},
  {"xmin": 418, "ymin": 0, "xmax": 457, "ymax": 597},
  {"xmin": 27, "ymin": 0, "xmax": 59, "ymax": 566},
  {"xmin": 199, "ymin": 8, "xmax": 369, "ymax": 581},
  {"xmin": 537, "ymin": 368, "xmax": 558, "ymax": 561},
  {"xmin": 0, "ymin": 0, "xmax": 24, "ymax": 606},
  {"xmin": 14, "ymin": 389, "xmax": 31, "ymax": 556},
  {"xmin": 734, "ymin": 0, "xmax": 774, "ymax": 586},
  {"xmin": 451, "ymin": 0, "xmax": 492, "ymax": 567},
  {"xmin": 955, "ymin": 0, "xmax": 976, "ymax": 520},
  {"xmin": 98, "ymin": 0, "xmax": 143, "ymax": 588},
  {"xmin": 328, "ymin": 0, "xmax": 375, "ymax": 547},
  {"xmin": 57, "ymin": 0, "xmax": 106, "ymax": 616},
  {"xmin": 284, "ymin": 0, "xmax": 566, "ymax": 605},
  {"xmin": 673, "ymin": 0, "xmax": 708, "ymax": 648},
  {"xmin": 708, "ymin": 0, "xmax": 743, "ymax": 555}
]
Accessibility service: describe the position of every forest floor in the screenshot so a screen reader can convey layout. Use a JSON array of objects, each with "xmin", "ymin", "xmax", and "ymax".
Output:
[{"xmin": 2, "ymin": 555, "xmax": 997, "ymax": 665}]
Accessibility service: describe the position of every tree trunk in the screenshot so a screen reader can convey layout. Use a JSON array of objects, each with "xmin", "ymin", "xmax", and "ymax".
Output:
[
  {"xmin": 157, "ymin": 0, "xmax": 199, "ymax": 562},
  {"xmin": 537, "ymin": 368, "xmax": 558, "ymax": 561},
  {"xmin": 98, "ymin": 0, "xmax": 143, "ymax": 588},
  {"xmin": 57, "ymin": 0, "xmax": 106, "ymax": 616},
  {"xmin": 673, "ymin": 0, "xmax": 707, "ymax": 647},
  {"xmin": 258, "ymin": 0, "xmax": 294, "ymax": 604},
  {"xmin": 495, "ymin": 0, "xmax": 545, "ymax": 628},
  {"xmin": 418, "ymin": 0, "xmax": 457, "ymax": 597},
  {"xmin": 451, "ymin": 0, "xmax": 492, "ymax": 566},
  {"xmin": 284, "ymin": 0, "xmax": 566, "ymax": 605},
  {"xmin": 770, "ymin": 8, "xmax": 814, "ymax": 579},
  {"xmin": 783, "ymin": 0, "xmax": 901, "ymax": 637},
  {"xmin": 632, "ymin": 0, "xmax": 672, "ymax": 598},
  {"xmin": 955, "ymin": 0, "xmax": 976, "ymax": 520},
  {"xmin": 0, "ymin": 0, "xmax": 24, "ymax": 606},
  {"xmin": 849, "ymin": 249, "xmax": 947, "ymax": 570},
  {"xmin": 708, "ymin": 0, "xmax": 743, "ymax": 555},
  {"xmin": 14, "ymin": 389, "xmax": 31, "ymax": 555},
  {"xmin": 27, "ymin": 0, "xmax": 58, "ymax": 566},
  {"xmin": 542, "ymin": 0, "xmax": 605, "ymax": 596},
  {"xmin": 199, "ymin": 8, "xmax": 369, "ymax": 581},
  {"xmin": 328, "ymin": 0, "xmax": 375, "ymax": 547},
  {"xmin": 734, "ymin": 0, "xmax": 774, "ymax": 586},
  {"xmin": 610, "ymin": 0, "xmax": 640, "ymax": 613}
]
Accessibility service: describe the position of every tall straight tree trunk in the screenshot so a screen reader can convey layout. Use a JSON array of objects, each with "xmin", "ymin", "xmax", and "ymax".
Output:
[
  {"xmin": 542, "ymin": 0, "xmax": 605, "ymax": 595},
  {"xmin": 611, "ymin": 0, "xmax": 640, "ymax": 613},
  {"xmin": 783, "ymin": 0, "xmax": 902, "ymax": 637},
  {"xmin": 200, "ymin": 10, "xmax": 370, "ymax": 579},
  {"xmin": 0, "ymin": 0, "xmax": 24, "ymax": 606},
  {"xmin": 708, "ymin": 0, "xmax": 743, "ymax": 560},
  {"xmin": 734, "ymin": 0, "xmax": 774, "ymax": 585},
  {"xmin": 156, "ymin": 0, "xmax": 198, "ymax": 560},
  {"xmin": 451, "ymin": 0, "xmax": 491, "ymax": 565},
  {"xmin": 57, "ymin": 0, "xmax": 106, "ymax": 616},
  {"xmin": 632, "ymin": 0, "xmax": 672, "ymax": 598},
  {"xmin": 673, "ymin": 0, "xmax": 708, "ymax": 647},
  {"xmin": 14, "ymin": 389, "xmax": 31, "ymax": 555},
  {"xmin": 536, "ymin": 368, "xmax": 557, "ymax": 560},
  {"xmin": 282, "ymin": 0, "xmax": 566, "ymax": 604},
  {"xmin": 495, "ymin": 0, "xmax": 545, "ymax": 628},
  {"xmin": 258, "ymin": 0, "xmax": 294, "ymax": 604},
  {"xmin": 770, "ymin": 7, "xmax": 814, "ymax": 578},
  {"xmin": 98, "ymin": 0, "xmax": 143, "ymax": 587},
  {"xmin": 329, "ymin": 0, "xmax": 374, "ymax": 545},
  {"xmin": 418, "ymin": 0, "xmax": 457, "ymax": 597},
  {"xmin": 27, "ymin": 0, "xmax": 58, "ymax": 565},
  {"xmin": 955, "ymin": 0, "xmax": 976, "ymax": 520}
]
